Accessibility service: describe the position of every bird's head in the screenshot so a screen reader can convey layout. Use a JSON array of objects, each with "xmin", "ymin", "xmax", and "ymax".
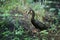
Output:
[
  {"xmin": 28, "ymin": 8, "xmax": 34, "ymax": 15},
  {"xmin": 27, "ymin": 8, "xmax": 35, "ymax": 20}
]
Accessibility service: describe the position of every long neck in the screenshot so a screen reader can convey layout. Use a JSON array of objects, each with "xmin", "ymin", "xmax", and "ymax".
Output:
[{"xmin": 31, "ymin": 10, "xmax": 35, "ymax": 20}]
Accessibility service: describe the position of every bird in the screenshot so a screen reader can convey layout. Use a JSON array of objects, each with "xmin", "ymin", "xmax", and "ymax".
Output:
[{"xmin": 28, "ymin": 8, "xmax": 51, "ymax": 31}]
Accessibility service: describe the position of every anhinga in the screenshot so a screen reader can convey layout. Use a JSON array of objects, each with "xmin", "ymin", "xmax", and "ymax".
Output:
[{"xmin": 28, "ymin": 8, "xmax": 51, "ymax": 31}]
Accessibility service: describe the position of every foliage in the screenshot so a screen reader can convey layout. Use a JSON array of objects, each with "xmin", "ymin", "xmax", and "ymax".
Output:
[{"xmin": 0, "ymin": 0, "xmax": 60, "ymax": 40}]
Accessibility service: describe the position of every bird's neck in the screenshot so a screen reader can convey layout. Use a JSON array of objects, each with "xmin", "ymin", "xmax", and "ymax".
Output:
[{"xmin": 31, "ymin": 11, "xmax": 35, "ymax": 21}]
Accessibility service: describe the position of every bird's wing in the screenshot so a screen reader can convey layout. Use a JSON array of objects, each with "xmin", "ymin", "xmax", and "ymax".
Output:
[{"xmin": 35, "ymin": 20, "xmax": 46, "ymax": 27}]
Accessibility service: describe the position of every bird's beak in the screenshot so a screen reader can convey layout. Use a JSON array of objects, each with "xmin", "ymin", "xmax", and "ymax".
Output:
[
  {"xmin": 28, "ymin": 10, "xmax": 32, "ymax": 14},
  {"xmin": 28, "ymin": 10, "xmax": 31, "ymax": 14},
  {"xmin": 28, "ymin": 11, "xmax": 30, "ymax": 14}
]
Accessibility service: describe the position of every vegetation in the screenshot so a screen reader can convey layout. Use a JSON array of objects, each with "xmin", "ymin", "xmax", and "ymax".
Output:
[{"xmin": 0, "ymin": 0, "xmax": 60, "ymax": 40}]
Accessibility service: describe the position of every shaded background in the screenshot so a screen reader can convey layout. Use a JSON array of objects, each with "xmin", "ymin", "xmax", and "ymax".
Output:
[{"xmin": 0, "ymin": 0, "xmax": 60, "ymax": 40}]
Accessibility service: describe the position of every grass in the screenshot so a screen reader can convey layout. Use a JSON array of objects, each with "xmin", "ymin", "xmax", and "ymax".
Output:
[{"xmin": 0, "ymin": 0, "xmax": 60, "ymax": 40}]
